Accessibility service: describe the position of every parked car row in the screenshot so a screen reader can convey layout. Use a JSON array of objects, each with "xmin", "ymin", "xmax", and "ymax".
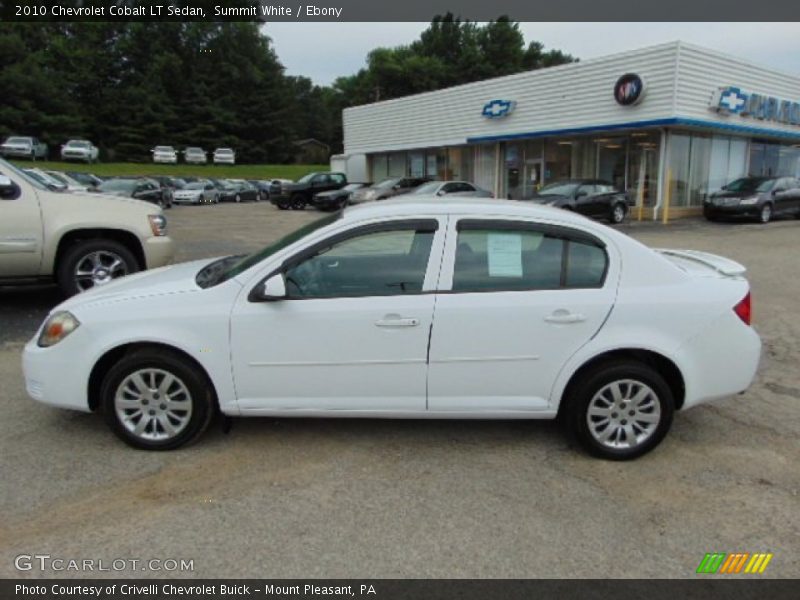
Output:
[
  {"xmin": 152, "ymin": 146, "xmax": 236, "ymax": 165},
  {"xmin": 1, "ymin": 136, "xmax": 102, "ymax": 163}
]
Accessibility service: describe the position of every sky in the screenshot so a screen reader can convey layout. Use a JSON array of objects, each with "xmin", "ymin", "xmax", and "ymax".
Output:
[{"xmin": 261, "ymin": 22, "xmax": 800, "ymax": 86}]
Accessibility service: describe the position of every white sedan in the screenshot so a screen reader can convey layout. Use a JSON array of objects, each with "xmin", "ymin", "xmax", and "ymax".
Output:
[
  {"xmin": 60, "ymin": 139, "xmax": 99, "ymax": 163},
  {"xmin": 152, "ymin": 145, "xmax": 178, "ymax": 164},
  {"xmin": 23, "ymin": 198, "xmax": 761, "ymax": 459}
]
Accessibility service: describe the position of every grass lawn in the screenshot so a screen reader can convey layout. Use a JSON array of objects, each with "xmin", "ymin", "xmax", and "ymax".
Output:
[{"xmin": 11, "ymin": 160, "xmax": 328, "ymax": 180}]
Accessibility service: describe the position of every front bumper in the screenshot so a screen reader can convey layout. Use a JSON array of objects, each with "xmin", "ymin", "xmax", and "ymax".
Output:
[
  {"xmin": 23, "ymin": 332, "xmax": 93, "ymax": 412},
  {"xmin": 153, "ymin": 156, "xmax": 178, "ymax": 164},
  {"xmin": 143, "ymin": 235, "xmax": 175, "ymax": 269},
  {"xmin": 704, "ymin": 202, "xmax": 761, "ymax": 218},
  {"xmin": 61, "ymin": 152, "xmax": 90, "ymax": 160},
  {"xmin": 1, "ymin": 148, "xmax": 33, "ymax": 158}
]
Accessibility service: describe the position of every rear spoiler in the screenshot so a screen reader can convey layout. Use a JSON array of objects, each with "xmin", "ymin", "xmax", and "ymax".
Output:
[{"xmin": 655, "ymin": 248, "xmax": 747, "ymax": 277}]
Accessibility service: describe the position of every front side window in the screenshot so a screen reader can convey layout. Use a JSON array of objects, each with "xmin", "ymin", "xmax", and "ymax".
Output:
[
  {"xmin": 452, "ymin": 221, "xmax": 607, "ymax": 292},
  {"xmin": 284, "ymin": 223, "xmax": 436, "ymax": 299}
]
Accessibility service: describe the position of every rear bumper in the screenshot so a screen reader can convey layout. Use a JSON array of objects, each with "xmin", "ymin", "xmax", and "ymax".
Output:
[{"xmin": 677, "ymin": 312, "xmax": 761, "ymax": 409}]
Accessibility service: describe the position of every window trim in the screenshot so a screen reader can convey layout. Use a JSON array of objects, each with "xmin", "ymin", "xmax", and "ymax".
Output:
[
  {"xmin": 248, "ymin": 219, "xmax": 440, "ymax": 302},
  {"xmin": 449, "ymin": 219, "xmax": 609, "ymax": 294}
]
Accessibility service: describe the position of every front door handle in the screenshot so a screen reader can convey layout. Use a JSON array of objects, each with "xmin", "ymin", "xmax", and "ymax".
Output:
[
  {"xmin": 544, "ymin": 311, "xmax": 586, "ymax": 324},
  {"xmin": 375, "ymin": 317, "xmax": 420, "ymax": 328}
]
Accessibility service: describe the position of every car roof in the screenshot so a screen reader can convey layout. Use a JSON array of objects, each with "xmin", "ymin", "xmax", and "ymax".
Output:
[{"xmin": 342, "ymin": 196, "xmax": 595, "ymax": 226}]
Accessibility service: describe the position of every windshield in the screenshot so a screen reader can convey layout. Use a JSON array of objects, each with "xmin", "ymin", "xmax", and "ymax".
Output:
[
  {"xmin": 154, "ymin": 146, "xmax": 173, "ymax": 152},
  {"xmin": 185, "ymin": 182, "xmax": 206, "ymax": 190},
  {"xmin": 66, "ymin": 140, "xmax": 90, "ymax": 148},
  {"xmin": 199, "ymin": 212, "xmax": 341, "ymax": 288},
  {"xmin": 5, "ymin": 137, "xmax": 31, "ymax": 145},
  {"xmin": 216, "ymin": 148, "xmax": 233, "ymax": 155},
  {"xmin": 186, "ymin": 147, "xmax": 203, "ymax": 153},
  {"xmin": 538, "ymin": 182, "xmax": 580, "ymax": 196},
  {"xmin": 296, "ymin": 172, "xmax": 319, "ymax": 184},
  {"xmin": 375, "ymin": 178, "xmax": 401, "ymax": 189},
  {"xmin": 0, "ymin": 156, "xmax": 47, "ymax": 190},
  {"xmin": 413, "ymin": 182, "xmax": 441, "ymax": 194},
  {"xmin": 98, "ymin": 179, "xmax": 137, "ymax": 192},
  {"xmin": 723, "ymin": 178, "xmax": 773, "ymax": 193}
]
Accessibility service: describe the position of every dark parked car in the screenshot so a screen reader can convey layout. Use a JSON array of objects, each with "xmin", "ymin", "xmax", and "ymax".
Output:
[
  {"xmin": 703, "ymin": 176, "xmax": 800, "ymax": 223},
  {"xmin": 349, "ymin": 176, "xmax": 431, "ymax": 204},
  {"xmin": 214, "ymin": 180, "xmax": 257, "ymax": 203},
  {"xmin": 312, "ymin": 183, "xmax": 371, "ymax": 211},
  {"xmin": 271, "ymin": 172, "xmax": 348, "ymax": 210},
  {"xmin": 528, "ymin": 179, "xmax": 630, "ymax": 224},
  {"xmin": 248, "ymin": 180, "xmax": 272, "ymax": 201},
  {"xmin": 91, "ymin": 177, "xmax": 172, "ymax": 209}
]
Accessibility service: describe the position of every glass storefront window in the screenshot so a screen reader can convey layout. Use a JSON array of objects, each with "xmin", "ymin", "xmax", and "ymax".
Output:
[
  {"xmin": 666, "ymin": 133, "xmax": 691, "ymax": 207},
  {"xmin": 371, "ymin": 154, "xmax": 388, "ymax": 182},
  {"xmin": 628, "ymin": 132, "xmax": 660, "ymax": 207},
  {"xmin": 388, "ymin": 153, "xmax": 406, "ymax": 177},
  {"xmin": 409, "ymin": 152, "xmax": 425, "ymax": 178},
  {"xmin": 596, "ymin": 137, "xmax": 628, "ymax": 191},
  {"xmin": 688, "ymin": 135, "xmax": 711, "ymax": 206},
  {"xmin": 544, "ymin": 140, "xmax": 571, "ymax": 183},
  {"xmin": 474, "ymin": 144, "xmax": 497, "ymax": 193}
]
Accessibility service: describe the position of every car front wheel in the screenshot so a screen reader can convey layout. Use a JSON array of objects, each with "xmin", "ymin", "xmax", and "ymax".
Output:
[
  {"xmin": 56, "ymin": 239, "xmax": 139, "ymax": 296},
  {"xmin": 759, "ymin": 203, "xmax": 772, "ymax": 224},
  {"xmin": 610, "ymin": 203, "xmax": 627, "ymax": 224},
  {"xmin": 101, "ymin": 347, "xmax": 216, "ymax": 450},
  {"xmin": 563, "ymin": 361, "xmax": 674, "ymax": 460},
  {"xmin": 291, "ymin": 194, "xmax": 306, "ymax": 210}
]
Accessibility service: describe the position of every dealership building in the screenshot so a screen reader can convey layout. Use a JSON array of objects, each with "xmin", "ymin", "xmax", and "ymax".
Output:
[{"xmin": 336, "ymin": 41, "xmax": 800, "ymax": 218}]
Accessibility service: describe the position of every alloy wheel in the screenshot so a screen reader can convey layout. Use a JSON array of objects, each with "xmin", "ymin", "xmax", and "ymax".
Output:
[
  {"xmin": 760, "ymin": 204, "xmax": 772, "ymax": 223},
  {"xmin": 73, "ymin": 250, "xmax": 129, "ymax": 292},
  {"xmin": 612, "ymin": 204, "xmax": 625, "ymax": 223},
  {"xmin": 114, "ymin": 369, "xmax": 193, "ymax": 442},
  {"xmin": 586, "ymin": 379, "xmax": 661, "ymax": 450}
]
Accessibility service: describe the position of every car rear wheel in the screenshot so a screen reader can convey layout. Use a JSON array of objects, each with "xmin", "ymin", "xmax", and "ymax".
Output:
[
  {"xmin": 57, "ymin": 239, "xmax": 139, "ymax": 296},
  {"xmin": 759, "ymin": 203, "xmax": 772, "ymax": 224},
  {"xmin": 101, "ymin": 348, "xmax": 216, "ymax": 450},
  {"xmin": 610, "ymin": 203, "xmax": 627, "ymax": 224},
  {"xmin": 563, "ymin": 361, "xmax": 674, "ymax": 460}
]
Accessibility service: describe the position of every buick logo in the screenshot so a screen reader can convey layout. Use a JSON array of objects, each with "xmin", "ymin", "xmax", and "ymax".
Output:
[{"xmin": 614, "ymin": 74, "xmax": 646, "ymax": 106}]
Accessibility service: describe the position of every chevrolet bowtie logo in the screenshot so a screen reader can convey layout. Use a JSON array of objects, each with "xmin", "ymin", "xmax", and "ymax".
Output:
[
  {"xmin": 482, "ymin": 99, "xmax": 516, "ymax": 119},
  {"xmin": 717, "ymin": 87, "xmax": 748, "ymax": 114}
]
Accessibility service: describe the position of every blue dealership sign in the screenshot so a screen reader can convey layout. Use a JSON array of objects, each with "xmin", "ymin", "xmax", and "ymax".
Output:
[
  {"xmin": 711, "ymin": 86, "xmax": 800, "ymax": 126},
  {"xmin": 482, "ymin": 99, "xmax": 516, "ymax": 119}
]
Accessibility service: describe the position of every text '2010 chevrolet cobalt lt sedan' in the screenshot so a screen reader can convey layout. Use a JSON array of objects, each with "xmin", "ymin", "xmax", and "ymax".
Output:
[{"xmin": 23, "ymin": 198, "xmax": 761, "ymax": 459}]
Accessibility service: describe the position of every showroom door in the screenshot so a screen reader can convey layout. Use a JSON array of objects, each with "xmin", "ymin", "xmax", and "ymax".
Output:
[{"xmin": 229, "ymin": 220, "xmax": 444, "ymax": 412}]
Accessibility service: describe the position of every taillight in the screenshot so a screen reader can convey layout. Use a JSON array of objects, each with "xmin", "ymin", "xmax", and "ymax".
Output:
[{"xmin": 733, "ymin": 291, "xmax": 751, "ymax": 325}]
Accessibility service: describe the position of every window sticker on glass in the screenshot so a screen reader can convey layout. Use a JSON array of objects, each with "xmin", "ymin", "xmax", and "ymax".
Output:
[{"xmin": 487, "ymin": 233, "xmax": 523, "ymax": 277}]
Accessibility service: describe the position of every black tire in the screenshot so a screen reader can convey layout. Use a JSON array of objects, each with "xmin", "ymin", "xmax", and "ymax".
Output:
[
  {"xmin": 276, "ymin": 198, "xmax": 291, "ymax": 210},
  {"xmin": 56, "ymin": 239, "xmax": 139, "ymax": 297},
  {"xmin": 610, "ymin": 203, "xmax": 627, "ymax": 224},
  {"xmin": 562, "ymin": 360, "xmax": 674, "ymax": 460},
  {"xmin": 100, "ymin": 347, "xmax": 216, "ymax": 450},
  {"xmin": 290, "ymin": 193, "xmax": 306, "ymax": 210},
  {"xmin": 759, "ymin": 203, "xmax": 772, "ymax": 224}
]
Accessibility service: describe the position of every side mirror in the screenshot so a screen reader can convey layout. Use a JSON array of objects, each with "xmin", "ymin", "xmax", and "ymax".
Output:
[
  {"xmin": 0, "ymin": 175, "xmax": 20, "ymax": 200},
  {"xmin": 252, "ymin": 273, "xmax": 286, "ymax": 302},
  {"xmin": 436, "ymin": 190, "xmax": 446, "ymax": 196}
]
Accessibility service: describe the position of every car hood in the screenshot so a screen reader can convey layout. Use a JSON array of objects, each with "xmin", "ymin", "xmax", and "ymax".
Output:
[{"xmin": 57, "ymin": 258, "xmax": 219, "ymax": 312}]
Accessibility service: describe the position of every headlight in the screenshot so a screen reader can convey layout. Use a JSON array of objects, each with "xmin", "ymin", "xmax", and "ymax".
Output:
[
  {"xmin": 739, "ymin": 195, "xmax": 759, "ymax": 205},
  {"xmin": 148, "ymin": 214, "xmax": 167, "ymax": 236},
  {"xmin": 38, "ymin": 311, "xmax": 81, "ymax": 348}
]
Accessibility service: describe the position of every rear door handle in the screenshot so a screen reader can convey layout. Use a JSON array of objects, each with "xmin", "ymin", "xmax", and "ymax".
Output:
[
  {"xmin": 544, "ymin": 311, "xmax": 586, "ymax": 324},
  {"xmin": 375, "ymin": 317, "xmax": 420, "ymax": 328}
]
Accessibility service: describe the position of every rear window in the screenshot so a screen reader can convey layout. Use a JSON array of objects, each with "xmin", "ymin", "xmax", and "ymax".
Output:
[{"xmin": 452, "ymin": 221, "xmax": 607, "ymax": 292}]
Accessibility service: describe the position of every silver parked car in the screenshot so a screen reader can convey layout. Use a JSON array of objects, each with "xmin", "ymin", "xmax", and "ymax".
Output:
[
  {"xmin": 183, "ymin": 147, "xmax": 207, "ymax": 164},
  {"xmin": 60, "ymin": 139, "xmax": 99, "ymax": 163},
  {"xmin": 411, "ymin": 180, "xmax": 493, "ymax": 198},
  {"xmin": 213, "ymin": 148, "xmax": 236, "ymax": 165}
]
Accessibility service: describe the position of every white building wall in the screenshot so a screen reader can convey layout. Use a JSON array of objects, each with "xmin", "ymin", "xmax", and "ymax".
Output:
[
  {"xmin": 674, "ymin": 42, "xmax": 800, "ymax": 138},
  {"xmin": 343, "ymin": 42, "xmax": 681, "ymax": 154}
]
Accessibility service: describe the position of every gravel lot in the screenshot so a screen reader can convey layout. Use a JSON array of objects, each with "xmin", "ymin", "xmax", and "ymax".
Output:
[{"xmin": 1, "ymin": 203, "xmax": 798, "ymax": 579}]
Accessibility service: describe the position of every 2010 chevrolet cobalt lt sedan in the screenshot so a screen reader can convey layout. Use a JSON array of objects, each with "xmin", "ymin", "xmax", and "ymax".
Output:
[{"xmin": 23, "ymin": 198, "xmax": 761, "ymax": 459}]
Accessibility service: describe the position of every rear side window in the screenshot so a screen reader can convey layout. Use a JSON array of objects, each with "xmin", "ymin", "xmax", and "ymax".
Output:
[{"xmin": 452, "ymin": 221, "xmax": 608, "ymax": 292}]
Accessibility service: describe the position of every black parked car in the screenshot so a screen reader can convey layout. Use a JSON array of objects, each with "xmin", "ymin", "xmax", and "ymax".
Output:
[
  {"xmin": 271, "ymin": 172, "xmax": 348, "ymax": 210},
  {"xmin": 218, "ymin": 180, "xmax": 259, "ymax": 203},
  {"xmin": 704, "ymin": 176, "xmax": 800, "ymax": 223},
  {"xmin": 528, "ymin": 179, "xmax": 630, "ymax": 224},
  {"xmin": 91, "ymin": 177, "xmax": 172, "ymax": 208},
  {"xmin": 247, "ymin": 180, "xmax": 272, "ymax": 201},
  {"xmin": 312, "ymin": 183, "xmax": 371, "ymax": 211}
]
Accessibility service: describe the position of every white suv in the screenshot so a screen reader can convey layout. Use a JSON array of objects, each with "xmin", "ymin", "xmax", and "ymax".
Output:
[{"xmin": 213, "ymin": 148, "xmax": 235, "ymax": 165}]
